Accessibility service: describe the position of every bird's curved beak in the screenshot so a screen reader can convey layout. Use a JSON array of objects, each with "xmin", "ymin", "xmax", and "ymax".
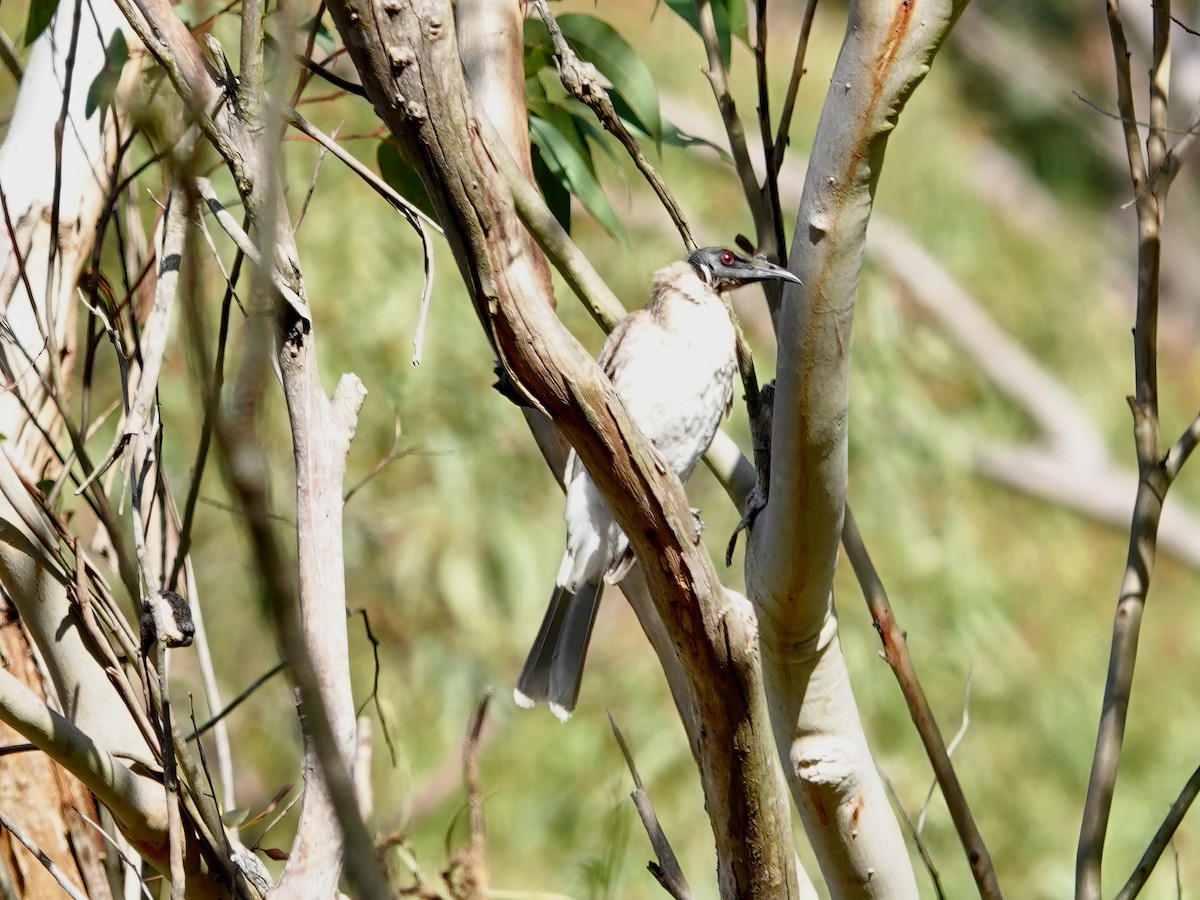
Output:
[{"xmin": 730, "ymin": 256, "xmax": 801, "ymax": 286}]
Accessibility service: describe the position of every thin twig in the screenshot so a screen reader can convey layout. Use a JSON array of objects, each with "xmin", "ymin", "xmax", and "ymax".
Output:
[
  {"xmin": 74, "ymin": 811, "xmax": 155, "ymax": 900},
  {"xmin": 843, "ymin": 507, "xmax": 1002, "ymax": 900},
  {"xmin": 877, "ymin": 768, "xmax": 946, "ymax": 900},
  {"xmin": 0, "ymin": 28, "xmax": 22, "ymax": 81},
  {"xmin": 186, "ymin": 661, "xmax": 286, "ymax": 741},
  {"xmin": 282, "ymin": 108, "xmax": 437, "ymax": 366},
  {"xmin": 772, "ymin": 0, "xmax": 818, "ymax": 175},
  {"xmin": 295, "ymin": 122, "xmax": 334, "ymax": 232},
  {"xmin": 459, "ymin": 692, "xmax": 491, "ymax": 895},
  {"xmin": 297, "ymin": 56, "xmax": 367, "ymax": 97},
  {"xmin": 608, "ymin": 714, "xmax": 693, "ymax": 900},
  {"xmin": 192, "ymin": 176, "xmax": 308, "ymax": 315},
  {"xmin": 349, "ymin": 607, "xmax": 398, "ymax": 765},
  {"xmin": 917, "ymin": 669, "xmax": 972, "ymax": 837},
  {"xmin": 45, "ymin": 0, "xmax": 85, "ymax": 390},
  {"xmin": 692, "ymin": 0, "xmax": 763, "ymax": 227},
  {"xmin": 1164, "ymin": 408, "xmax": 1200, "ymax": 480},
  {"xmin": 283, "ymin": 107, "xmax": 441, "ymax": 231},
  {"xmin": 1115, "ymin": 763, "xmax": 1200, "ymax": 900},
  {"xmin": 752, "ymin": 0, "xmax": 785, "ymax": 255},
  {"xmin": 290, "ymin": 0, "xmax": 329, "ymax": 104}
]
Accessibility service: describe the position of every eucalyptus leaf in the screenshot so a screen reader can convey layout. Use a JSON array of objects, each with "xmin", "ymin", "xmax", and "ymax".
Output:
[
  {"xmin": 661, "ymin": 0, "xmax": 749, "ymax": 68},
  {"xmin": 531, "ymin": 144, "xmax": 572, "ymax": 236},
  {"xmin": 534, "ymin": 99, "xmax": 596, "ymax": 178},
  {"xmin": 23, "ymin": 0, "xmax": 56, "ymax": 46},
  {"xmin": 84, "ymin": 31, "xmax": 130, "ymax": 121},
  {"xmin": 529, "ymin": 115, "xmax": 626, "ymax": 243}
]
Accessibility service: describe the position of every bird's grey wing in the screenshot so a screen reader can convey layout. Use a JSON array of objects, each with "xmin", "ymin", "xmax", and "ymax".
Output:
[{"xmin": 597, "ymin": 311, "xmax": 646, "ymax": 384}]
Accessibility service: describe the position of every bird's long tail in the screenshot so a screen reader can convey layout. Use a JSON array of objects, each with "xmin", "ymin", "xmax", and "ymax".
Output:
[{"xmin": 513, "ymin": 579, "xmax": 604, "ymax": 721}]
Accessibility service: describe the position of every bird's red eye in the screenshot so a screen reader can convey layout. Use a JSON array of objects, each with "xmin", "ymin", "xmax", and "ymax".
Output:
[{"xmin": 719, "ymin": 251, "xmax": 734, "ymax": 266}]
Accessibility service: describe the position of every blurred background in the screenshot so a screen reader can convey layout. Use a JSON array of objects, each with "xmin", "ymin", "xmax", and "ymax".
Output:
[{"xmin": 7, "ymin": 0, "xmax": 1200, "ymax": 896}]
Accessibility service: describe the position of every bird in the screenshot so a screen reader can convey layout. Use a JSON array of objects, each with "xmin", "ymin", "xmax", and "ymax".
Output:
[{"xmin": 514, "ymin": 246, "xmax": 801, "ymax": 720}]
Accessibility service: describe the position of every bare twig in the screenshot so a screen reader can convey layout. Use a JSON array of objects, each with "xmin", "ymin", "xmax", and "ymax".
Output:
[
  {"xmin": 0, "ymin": 29, "xmax": 22, "ymax": 81},
  {"xmin": 877, "ymin": 768, "xmax": 947, "ymax": 900},
  {"xmin": 450, "ymin": 692, "xmax": 491, "ymax": 899},
  {"xmin": 192, "ymin": 176, "xmax": 307, "ymax": 314},
  {"xmin": 917, "ymin": 669, "xmax": 972, "ymax": 837},
  {"xmin": 295, "ymin": 123, "xmax": 333, "ymax": 232},
  {"xmin": 609, "ymin": 714, "xmax": 693, "ymax": 900},
  {"xmin": 843, "ymin": 506, "xmax": 1002, "ymax": 900},
  {"xmin": 282, "ymin": 107, "xmax": 436, "ymax": 366},
  {"xmin": 348, "ymin": 607, "xmax": 398, "ymax": 765},
  {"xmin": 692, "ymin": 0, "xmax": 766, "ymax": 243},
  {"xmin": 283, "ymin": 107, "xmax": 441, "ymax": 232},
  {"xmin": 1077, "ymin": 2, "xmax": 1175, "ymax": 895},
  {"xmin": 772, "ymin": 0, "xmax": 819, "ymax": 175},
  {"xmin": 1115, "ymin": 763, "xmax": 1200, "ymax": 900},
  {"xmin": 186, "ymin": 661, "xmax": 286, "ymax": 741},
  {"xmin": 752, "ymin": 0, "xmax": 785, "ymax": 255}
]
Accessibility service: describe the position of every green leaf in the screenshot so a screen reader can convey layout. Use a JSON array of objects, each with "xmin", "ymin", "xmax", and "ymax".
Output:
[
  {"xmin": 524, "ymin": 17, "xmax": 554, "ymax": 55},
  {"xmin": 527, "ymin": 90, "xmax": 596, "ymax": 179},
  {"xmin": 555, "ymin": 14, "xmax": 662, "ymax": 146},
  {"xmin": 24, "ymin": 0, "xmax": 57, "ymax": 47},
  {"xmin": 724, "ymin": 0, "xmax": 750, "ymax": 47},
  {"xmin": 561, "ymin": 100, "xmax": 627, "ymax": 174},
  {"xmin": 375, "ymin": 141, "xmax": 437, "ymax": 222},
  {"xmin": 531, "ymin": 144, "xmax": 571, "ymax": 235},
  {"xmin": 661, "ymin": 0, "xmax": 748, "ymax": 68},
  {"xmin": 529, "ymin": 115, "xmax": 626, "ymax": 243},
  {"xmin": 524, "ymin": 45, "xmax": 554, "ymax": 80},
  {"xmin": 84, "ymin": 31, "xmax": 129, "ymax": 121}
]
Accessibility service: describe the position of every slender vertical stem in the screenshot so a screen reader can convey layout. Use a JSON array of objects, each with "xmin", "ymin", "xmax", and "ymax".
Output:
[
  {"xmin": 1077, "ymin": 2, "xmax": 1171, "ymax": 897},
  {"xmin": 772, "ymin": 0, "xmax": 818, "ymax": 175}
]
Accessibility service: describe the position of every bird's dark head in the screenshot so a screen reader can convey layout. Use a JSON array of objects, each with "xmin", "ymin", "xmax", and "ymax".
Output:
[{"xmin": 687, "ymin": 246, "xmax": 801, "ymax": 292}]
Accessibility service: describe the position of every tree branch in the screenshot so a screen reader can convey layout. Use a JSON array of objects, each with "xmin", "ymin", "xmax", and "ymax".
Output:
[{"xmin": 746, "ymin": 0, "xmax": 967, "ymax": 893}]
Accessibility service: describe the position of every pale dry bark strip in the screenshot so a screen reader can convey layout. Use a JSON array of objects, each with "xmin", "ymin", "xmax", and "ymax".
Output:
[{"xmin": 746, "ymin": 0, "xmax": 968, "ymax": 895}]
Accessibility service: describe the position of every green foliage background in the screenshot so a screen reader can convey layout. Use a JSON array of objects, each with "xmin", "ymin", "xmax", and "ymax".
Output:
[{"xmin": 5, "ymin": 0, "xmax": 1200, "ymax": 897}]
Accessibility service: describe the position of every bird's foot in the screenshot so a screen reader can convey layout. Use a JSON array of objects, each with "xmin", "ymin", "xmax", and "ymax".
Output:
[
  {"xmin": 725, "ymin": 483, "xmax": 767, "ymax": 566},
  {"xmin": 690, "ymin": 507, "xmax": 705, "ymax": 544}
]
